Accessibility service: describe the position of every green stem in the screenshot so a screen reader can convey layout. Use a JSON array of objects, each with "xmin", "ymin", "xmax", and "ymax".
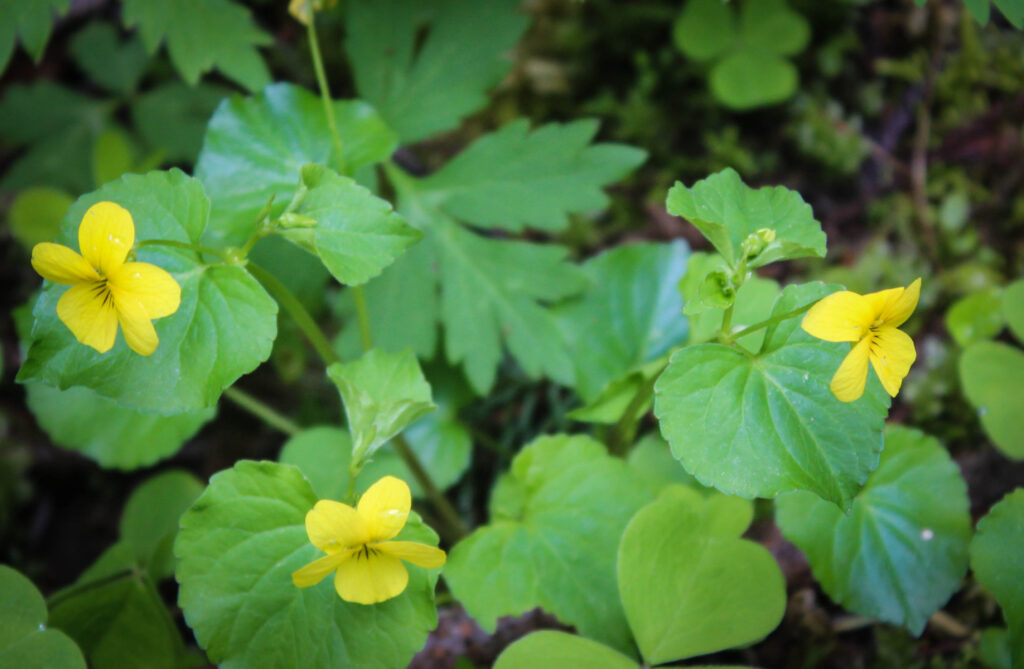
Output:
[
  {"xmin": 47, "ymin": 569, "xmax": 135, "ymax": 609},
  {"xmin": 306, "ymin": 16, "xmax": 347, "ymax": 176},
  {"xmin": 224, "ymin": 387, "xmax": 302, "ymax": 436},
  {"xmin": 136, "ymin": 239, "xmax": 230, "ymax": 261},
  {"xmin": 726, "ymin": 302, "xmax": 815, "ymax": 343},
  {"xmin": 608, "ymin": 367, "xmax": 664, "ymax": 456},
  {"xmin": 719, "ymin": 304, "xmax": 734, "ymax": 342},
  {"xmin": 394, "ymin": 435, "xmax": 469, "ymax": 541},
  {"xmin": 351, "ymin": 286, "xmax": 373, "ymax": 351},
  {"xmin": 247, "ymin": 262, "xmax": 341, "ymax": 366}
]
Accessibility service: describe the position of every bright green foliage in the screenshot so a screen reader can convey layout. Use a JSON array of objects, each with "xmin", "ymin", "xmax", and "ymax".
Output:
[
  {"xmin": 776, "ymin": 426, "xmax": 972, "ymax": 634},
  {"xmin": 121, "ymin": 0, "xmax": 270, "ymax": 90},
  {"xmin": 18, "ymin": 170, "xmax": 278, "ymax": 413},
  {"xmin": 0, "ymin": 0, "xmax": 70, "ymax": 74},
  {"xmin": 445, "ymin": 434, "xmax": 655, "ymax": 655},
  {"xmin": 362, "ymin": 130, "xmax": 639, "ymax": 391},
  {"xmin": 283, "ymin": 164, "xmax": 421, "ymax": 286},
  {"xmin": 418, "ymin": 119, "xmax": 647, "ymax": 232},
  {"xmin": 495, "ymin": 632, "xmax": 638, "ymax": 669},
  {"xmin": 279, "ymin": 420, "xmax": 470, "ymax": 500},
  {"xmin": 971, "ymin": 489, "xmax": 1024, "ymax": 666},
  {"xmin": 7, "ymin": 186, "xmax": 72, "ymax": 249},
  {"xmin": 666, "ymin": 169, "xmax": 826, "ymax": 269},
  {"xmin": 0, "ymin": 566, "xmax": 86, "ymax": 669},
  {"xmin": 195, "ymin": 83, "xmax": 398, "ymax": 246},
  {"xmin": 1004, "ymin": 279, "xmax": 1024, "ymax": 343},
  {"xmin": 119, "ymin": 471, "xmax": 204, "ymax": 579},
  {"xmin": 627, "ymin": 434, "xmax": 703, "ymax": 492},
  {"xmin": 326, "ymin": 349, "xmax": 435, "ymax": 464},
  {"xmin": 618, "ymin": 495, "xmax": 785, "ymax": 665},
  {"xmin": 945, "ymin": 288, "xmax": 1005, "ymax": 346},
  {"xmin": 24, "ymin": 383, "xmax": 215, "ymax": 469},
  {"xmin": 69, "ymin": 22, "xmax": 147, "ymax": 96},
  {"xmin": 557, "ymin": 241, "xmax": 688, "ymax": 405},
  {"xmin": 90, "ymin": 127, "xmax": 136, "ymax": 186},
  {"xmin": 344, "ymin": 0, "xmax": 529, "ymax": 143},
  {"xmin": 654, "ymin": 283, "xmax": 890, "ymax": 509},
  {"xmin": 0, "ymin": 82, "xmax": 109, "ymax": 193},
  {"xmin": 175, "ymin": 461, "xmax": 440, "ymax": 669},
  {"xmin": 673, "ymin": 0, "xmax": 810, "ymax": 109},
  {"xmin": 979, "ymin": 628, "xmax": 1013, "ymax": 669},
  {"xmin": 680, "ymin": 252, "xmax": 781, "ymax": 351},
  {"xmin": 131, "ymin": 82, "xmax": 229, "ymax": 164},
  {"xmin": 960, "ymin": 342, "xmax": 1024, "ymax": 459},
  {"xmin": 48, "ymin": 544, "xmax": 188, "ymax": 669}
]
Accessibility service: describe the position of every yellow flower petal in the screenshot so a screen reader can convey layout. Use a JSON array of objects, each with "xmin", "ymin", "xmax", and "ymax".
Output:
[
  {"xmin": 878, "ymin": 278, "xmax": 921, "ymax": 328},
  {"xmin": 357, "ymin": 476, "xmax": 411, "ymax": 542},
  {"xmin": 116, "ymin": 298, "xmax": 159, "ymax": 356},
  {"xmin": 78, "ymin": 201, "xmax": 134, "ymax": 276},
  {"xmin": 377, "ymin": 541, "xmax": 447, "ymax": 569},
  {"xmin": 57, "ymin": 282, "xmax": 119, "ymax": 354},
  {"xmin": 830, "ymin": 336, "xmax": 872, "ymax": 402},
  {"xmin": 306, "ymin": 500, "xmax": 368, "ymax": 552},
  {"xmin": 291, "ymin": 549, "xmax": 353, "ymax": 588},
  {"xmin": 869, "ymin": 326, "xmax": 916, "ymax": 397},
  {"xmin": 801, "ymin": 291, "xmax": 875, "ymax": 343},
  {"xmin": 333, "ymin": 549, "xmax": 408, "ymax": 604},
  {"xmin": 108, "ymin": 262, "xmax": 181, "ymax": 319},
  {"xmin": 31, "ymin": 243, "xmax": 99, "ymax": 285}
]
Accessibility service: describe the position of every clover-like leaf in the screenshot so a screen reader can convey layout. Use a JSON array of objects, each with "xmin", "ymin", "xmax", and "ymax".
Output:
[
  {"xmin": 971, "ymin": 489, "xmax": 1024, "ymax": 666},
  {"xmin": 68, "ymin": 22, "xmax": 148, "ymax": 96},
  {"xmin": 618, "ymin": 495, "xmax": 785, "ymax": 664},
  {"xmin": 0, "ymin": 566, "xmax": 86, "ymax": 669},
  {"xmin": 666, "ymin": 168, "xmax": 825, "ymax": 269},
  {"xmin": 196, "ymin": 83, "xmax": 399, "ymax": 246},
  {"xmin": 175, "ymin": 460, "xmax": 441, "ymax": 669},
  {"xmin": 654, "ymin": 283, "xmax": 890, "ymax": 509},
  {"xmin": 18, "ymin": 170, "xmax": 278, "ymax": 413},
  {"xmin": 776, "ymin": 426, "xmax": 971, "ymax": 634},
  {"xmin": 445, "ymin": 434, "xmax": 655, "ymax": 655},
  {"xmin": 327, "ymin": 349, "xmax": 435, "ymax": 464}
]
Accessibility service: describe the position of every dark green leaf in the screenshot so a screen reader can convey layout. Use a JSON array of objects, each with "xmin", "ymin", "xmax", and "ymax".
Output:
[
  {"xmin": 345, "ymin": 0, "xmax": 529, "ymax": 142},
  {"xmin": 673, "ymin": 0, "xmax": 736, "ymax": 62},
  {"xmin": 69, "ymin": 22, "xmax": 147, "ymax": 95},
  {"xmin": 0, "ymin": 0, "xmax": 70, "ymax": 72},
  {"xmin": 776, "ymin": 426, "xmax": 971, "ymax": 634},
  {"xmin": 120, "ymin": 470, "xmax": 205, "ymax": 578},
  {"xmin": 971, "ymin": 489, "xmax": 1024, "ymax": 666},
  {"xmin": 122, "ymin": 0, "xmax": 270, "ymax": 90},
  {"xmin": 418, "ymin": 119, "xmax": 646, "ymax": 233},
  {"xmin": 131, "ymin": 82, "xmax": 228, "ymax": 164}
]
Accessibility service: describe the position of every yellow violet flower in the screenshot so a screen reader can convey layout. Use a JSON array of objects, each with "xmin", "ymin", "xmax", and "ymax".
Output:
[
  {"xmin": 292, "ymin": 475, "xmax": 446, "ymax": 605},
  {"xmin": 30, "ymin": 201, "xmax": 181, "ymax": 356},
  {"xmin": 801, "ymin": 278, "xmax": 921, "ymax": 403}
]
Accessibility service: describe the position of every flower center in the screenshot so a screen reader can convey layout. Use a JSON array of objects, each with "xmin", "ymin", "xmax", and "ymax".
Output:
[
  {"xmin": 353, "ymin": 544, "xmax": 381, "ymax": 561},
  {"xmin": 88, "ymin": 279, "xmax": 115, "ymax": 308}
]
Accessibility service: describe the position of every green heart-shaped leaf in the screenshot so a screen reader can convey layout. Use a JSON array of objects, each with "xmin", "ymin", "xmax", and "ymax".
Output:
[
  {"xmin": 617, "ymin": 495, "xmax": 785, "ymax": 664},
  {"xmin": 959, "ymin": 341, "xmax": 1024, "ymax": 459},
  {"xmin": 776, "ymin": 426, "xmax": 971, "ymax": 634},
  {"xmin": 0, "ymin": 566, "xmax": 86, "ymax": 669},
  {"xmin": 971, "ymin": 489, "xmax": 1024, "ymax": 667}
]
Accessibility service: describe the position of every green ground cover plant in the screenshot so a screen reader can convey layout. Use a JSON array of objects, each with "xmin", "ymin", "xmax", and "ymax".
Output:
[{"xmin": 1, "ymin": 0, "xmax": 1023, "ymax": 668}]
